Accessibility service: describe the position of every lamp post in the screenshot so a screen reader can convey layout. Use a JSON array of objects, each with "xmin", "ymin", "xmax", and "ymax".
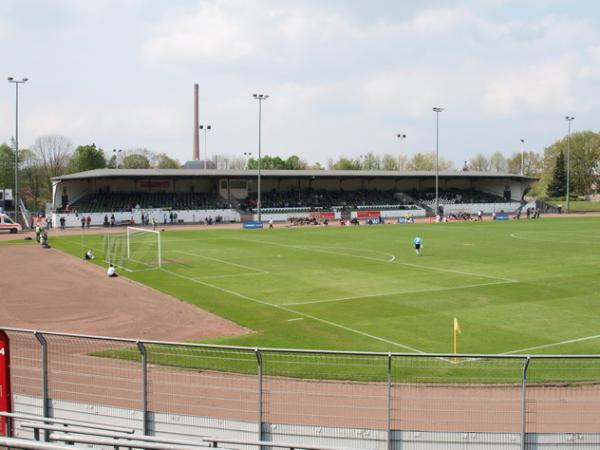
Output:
[
  {"xmin": 199, "ymin": 125, "xmax": 212, "ymax": 169},
  {"xmin": 396, "ymin": 133, "xmax": 406, "ymax": 170},
  {"xmin": 112, "ymin": 149, "xmax": 123, "ymax": 169},
  {"xmin": 565, "ymin": 116, "xmax": 575, "ymax": 214},
  {"xmin": 243, "ymin": 152, "xmax": 253, "ymax": 170},
  {"xmin": 433, "ymin": 107, "xmax": 444, "ymax": 217},
  {"xmin": 7, "ymin": 76, "xmax": 28, "ymax": 225},
  {"xmin": 253, "ymin": 94, "xmax": 269, "ymax": 222},
  {"xmin": 520, "ymin": 139, "xmax": 525, "ymax": 175}
]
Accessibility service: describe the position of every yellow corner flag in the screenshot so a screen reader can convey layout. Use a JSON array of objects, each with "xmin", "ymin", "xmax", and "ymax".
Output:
[{"xmin": 453, "ymin": 318, "xmax": 461, "ymax": 354}]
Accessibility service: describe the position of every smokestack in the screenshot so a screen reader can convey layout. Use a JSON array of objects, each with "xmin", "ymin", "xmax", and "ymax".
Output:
[{"xmin": 193, "ymin": 83, "xmax": 199, "ymax": 161}]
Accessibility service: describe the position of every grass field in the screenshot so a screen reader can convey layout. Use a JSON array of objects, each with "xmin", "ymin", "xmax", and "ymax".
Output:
[{"xmin": 51, "ymin": 217, "xmax": 600, "ymax": 357}]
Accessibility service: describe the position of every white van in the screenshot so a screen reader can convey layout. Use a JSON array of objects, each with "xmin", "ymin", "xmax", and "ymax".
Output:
[{"xmin": 0, "ymin": 213, "xmax": 22, "ymax": 233}]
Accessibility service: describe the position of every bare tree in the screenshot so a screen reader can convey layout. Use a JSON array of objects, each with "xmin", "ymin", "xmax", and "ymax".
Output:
[
  {"xmin": 468, "ymin": 153, "xmax": 491, "ymax": 172},
  {"xmin": 31, "ymin": 134, "xmax": 73, "ymax": 186},
  {"xmin": 407, "ymin": 152, "xmax": 454, "ymax": 170},
  {"xmin": 489, "ymin": 151, "xmax": 507, "ymax": 172}
]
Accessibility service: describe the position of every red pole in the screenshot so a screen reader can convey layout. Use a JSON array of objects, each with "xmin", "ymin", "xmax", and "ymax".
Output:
[{"xmin": 0, "ymin": 330, "xmax": 11, "ymax": 435}]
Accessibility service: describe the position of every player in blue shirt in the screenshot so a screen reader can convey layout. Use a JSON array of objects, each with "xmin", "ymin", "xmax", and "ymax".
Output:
[{"xmin": 413, "ymin": 235, "xmax": 422, "ymax": 256}]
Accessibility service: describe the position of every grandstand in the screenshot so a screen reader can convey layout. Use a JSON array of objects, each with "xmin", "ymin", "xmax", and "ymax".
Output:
[{"xmin": 50, "ymin": 168, "xmax": 535, "ymax": 227}]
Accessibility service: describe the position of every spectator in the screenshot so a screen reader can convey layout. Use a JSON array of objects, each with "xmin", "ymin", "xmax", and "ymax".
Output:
[{"xmin": 107, "ymin": 264, "xmax": 118, "ymax": 277}]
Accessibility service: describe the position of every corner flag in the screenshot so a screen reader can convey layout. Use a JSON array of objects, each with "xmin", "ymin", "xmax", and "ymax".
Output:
[
  {"xmin": 454, "ymin": 318, "xmax": 461, "ymax": 334},
  {"xmin": 453, "ymin": 318, "xmax": 461, "ymax": 354}
]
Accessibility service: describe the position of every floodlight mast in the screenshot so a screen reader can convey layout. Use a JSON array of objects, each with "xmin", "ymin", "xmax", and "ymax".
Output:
[
  {"xmin": 565, "ymin": 116, "xmax": 575, "ymax": 214},
  {"xmin": 7, "ymin": 77, "xmax": 28, "ymax": 225},
  {"xmin": 253, "ymin": 94, "xmax": 269, "ymax": 222},
  {"xmin": 520, "ymin": 139, "xmax": 525, "ymax": 176},
  {"xmin": 433, "ymin": 107, "xmax": 444, "ymax": 218}
]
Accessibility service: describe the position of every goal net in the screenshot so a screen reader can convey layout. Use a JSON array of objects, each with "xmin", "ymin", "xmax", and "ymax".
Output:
[{"xmin": 103, "ymin": 227, "xmax": 162, "ymax": 271}]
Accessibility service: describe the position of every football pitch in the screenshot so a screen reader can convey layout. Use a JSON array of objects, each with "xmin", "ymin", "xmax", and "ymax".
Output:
[{"xmin": 53, "ymin": 217, "xmax": 600, "ymax": 356}]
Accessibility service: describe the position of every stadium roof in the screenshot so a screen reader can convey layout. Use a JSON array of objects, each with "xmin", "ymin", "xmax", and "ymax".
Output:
[{"xmin": 53, "ymin": 168, "xmax": 536, "ymax": 182}]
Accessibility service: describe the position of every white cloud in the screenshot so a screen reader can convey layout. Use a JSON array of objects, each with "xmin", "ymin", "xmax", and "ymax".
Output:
[
  {"xmin": 482, "ymin": 57, "xmax": 576, "ymax": 115},
  {"xmin": 142, "ymin": 1, "xmax": 259, "ymax": 62}
]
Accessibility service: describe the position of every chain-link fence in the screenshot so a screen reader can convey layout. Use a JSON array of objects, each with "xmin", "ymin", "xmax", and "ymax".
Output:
[{"xmin": 3, "ymin": 328, "xmax": 600, "ymax": 449}]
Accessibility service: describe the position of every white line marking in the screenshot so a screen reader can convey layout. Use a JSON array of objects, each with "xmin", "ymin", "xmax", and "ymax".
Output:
[
  {"xmin": 160, "ymin": 268, "xmax": 429, "ymax": 354},
  {"xmin": 282, "ymin": 280, "xmax": 515, "ymax": 306},
  {"xmin": 237, "ymin": 237, "xmax": 517, "ymax": 283},
  {"xmin": 509, "ymin": 232, "xmax": 600, "ymax": 245},
  {"xmin": 287, "ymin": 318, "xmax": 304, "ymax": 322},
  {"xmin": 502, "ymin": 334, "xmax": 600, "ymax": 355},
  {"xmin": 174, "ymin": 250, "xmax": 269, "ymax": 274},
  {"xmin": 194, "ymin": 272, "xmax": 268, "ymax": 280}
]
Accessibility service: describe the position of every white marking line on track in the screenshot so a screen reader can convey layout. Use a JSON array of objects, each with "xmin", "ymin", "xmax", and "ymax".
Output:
[
  {"xmin": 281, "ymin": 280, "xmax": 516, "ymax": 306},
  {"xmin": 173, "ymin": 250, "xmax": 269, "ymax": 274},
  {"xmin": 287, "ymin": 318, "xmax": 304, "ymax": 322},
  {"xmin": 160, "ymin": 267, "xmax": 431, "ymax": 355},
  {"xmin": 236, "ymin": 237, "xmax": 518, "ymax": 283}
]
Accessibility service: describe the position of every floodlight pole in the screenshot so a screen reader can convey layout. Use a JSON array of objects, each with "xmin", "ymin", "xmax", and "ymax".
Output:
[
  {"xmin": 520, "ymin": 139, "xmax": 525, "ymax": 176},
  {"xmin": 199, "ymin": 125, "xmax": 212, "ymax": 169},
  {"xmin": 433, "ymin": 107, "xmax": 444, "ymax": 217},
  {"xmin": 243, "ymin": 152, "xmax": 253, "ymax": 170},
  {"xmin": 8, "ymin": 77, "xmax": 28, "ymax": 225},
  {"xmin": 396, "ymin": 133, "xmax": 406, "ymax": 157},
  {"xmin": 253, "ymin": 94, "xmax": 269, "ymax": 222},
  {"xmin": 565, "ymin": 116, "xmax": 574, "ymax": 214}
]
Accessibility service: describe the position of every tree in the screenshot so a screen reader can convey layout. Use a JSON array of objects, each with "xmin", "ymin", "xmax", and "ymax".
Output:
[
  {"xmin": 538, "ymin": 131, "xmax": 600, "ymax": 197},
  {"xmin": 468, "ymin": 153, "xmax": 491, "ymax": 172},
  {"xmin": 107, "ymin": 154, "xmax": 118, "ymax": 169},
  {"xmin": 67, "ymin": 144, "xmax": 106, "ymax": 173},
  {"xmin": 328, "ymin": 157, "xmax": 361, "ymax": 170},
  {"xmin": 0, "ymin": 143, "xmax": 15, "ymax": 190},
  {"xmin": 381, "ymin": 154, "xmax": 398, "ymax": 170},
  {"xmin": 284, "ymin": 155, "xmax": 307, "ymax": 170},
  {"xmin": 31, "ymin": 134, "xmax": 73, "ymax": 181},
  {"xmin": 122, "ymin": 153, "xmax": 151, "ymax": 169},
  {"xmin": 360, "ymin": 152, "xmax": 381, "ymax": 170},
  {"xmin": 489, "ymin": 152, "xmax": 507, "ymax": 172},
  {"xmin": 407, "ymin": 152, "xmax": 453, "ymax": 171},
  {"xmin": 507, "ymin": 151, "xmax": 544, "ymax": 176},
  {"xmin": 19, "ymin": 149, "xmax": 48, "ymax": 211},
  {"xmin": 547, "ymin": 150, "xmax": 567, "ymax": 198},
  {"xmin": 154, "ymin": 153, "xmax": 180, "ymax": 169}
]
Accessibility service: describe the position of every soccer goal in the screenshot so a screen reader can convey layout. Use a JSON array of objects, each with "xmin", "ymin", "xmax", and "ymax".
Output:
[{"xmin": 103, "ymin": 227, "xmax": 162, "ymax": 271}]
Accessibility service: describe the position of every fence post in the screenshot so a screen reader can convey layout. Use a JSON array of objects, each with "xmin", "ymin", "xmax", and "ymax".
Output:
[
  {"xmin": 521, "ymin": 356, "xmax": 531, "ymax": 450},
  {"xmin": 387, "ymin": 353, "xmax": 392, "ymax": 450},
  {"xmin": 33, "ymin": 332, "xmax": 49, "ymax": 442},
  {"xmin": 255, "ymin": 348, "xmax": 263, "ymax": 443},
  {"xmin": 137, "ymin": 341, "xmax": 148, "ymax": 436}
]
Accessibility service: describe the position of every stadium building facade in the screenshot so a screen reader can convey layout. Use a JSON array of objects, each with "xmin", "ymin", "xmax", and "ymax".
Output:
[{"xmin": 51, "ymin": 168, "xmax": 535, "ymax": 227}]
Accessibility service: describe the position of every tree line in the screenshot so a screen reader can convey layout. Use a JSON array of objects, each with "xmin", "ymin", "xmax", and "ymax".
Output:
[
  {"xmin": 0, "ymin": 134, "xmax": 180, "ymax": 210},
  {"xmin": 1, "ymin": 130, "xmax": 598, "ymax": 211}
]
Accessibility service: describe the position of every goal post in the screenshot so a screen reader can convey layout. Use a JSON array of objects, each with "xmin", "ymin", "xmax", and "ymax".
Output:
[{"xmin": 127, "ymin": 227, "xmax": 162, "ymax": 269}]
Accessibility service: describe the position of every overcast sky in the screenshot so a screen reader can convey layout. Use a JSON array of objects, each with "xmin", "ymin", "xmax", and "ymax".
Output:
[{"xmin": 1, "ymin": 0, "xmax": 599, "ymax": 166}]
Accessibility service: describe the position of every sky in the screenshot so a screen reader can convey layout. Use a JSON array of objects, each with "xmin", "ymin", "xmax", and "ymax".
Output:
[{"xmin": 1, "ymin": 0, "xmax": 600, "ymax": 167}]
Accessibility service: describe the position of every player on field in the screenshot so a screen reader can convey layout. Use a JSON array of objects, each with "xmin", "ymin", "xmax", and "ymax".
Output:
[{"xmin": 413, "ymin": 235, "xmax": 423, "ymax": 256}]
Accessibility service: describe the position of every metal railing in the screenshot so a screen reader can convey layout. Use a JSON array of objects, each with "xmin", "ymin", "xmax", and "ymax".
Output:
[{"xmin": 2, "ymin": 327, "xmax": 600, "ymax": 450}]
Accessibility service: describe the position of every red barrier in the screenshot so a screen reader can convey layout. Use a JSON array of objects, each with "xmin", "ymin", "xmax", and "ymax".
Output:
[
  {"xmin": 0, "ymin": 331, "xmax": 10, "ymax": 434},
  {"xmin": 356, "ymin": 211, "xmax": 381, "ymax": 219}
]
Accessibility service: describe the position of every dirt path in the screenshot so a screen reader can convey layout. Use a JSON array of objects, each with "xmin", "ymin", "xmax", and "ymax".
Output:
[{"xmin": 0, "ymin": 245, "xmax": 246, "ymax": 341}]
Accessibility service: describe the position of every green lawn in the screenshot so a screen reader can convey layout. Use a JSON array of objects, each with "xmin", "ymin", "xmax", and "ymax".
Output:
[
  {"xmin": 565, "ymin": 201, "xmax": 600, "ymax": 212},
  {"xmin": 50, "ymin": 217, "xmax": 600, "ymax": 358}
]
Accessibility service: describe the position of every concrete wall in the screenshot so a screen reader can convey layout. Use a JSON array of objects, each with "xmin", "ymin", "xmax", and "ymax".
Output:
[
  {"xmin": 11, "ymin": 395, "xmax": 599, "ymax": 450},
  {"xmin": 52, "ymin": 209, "xmax": 240, "ymax": 228}
]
